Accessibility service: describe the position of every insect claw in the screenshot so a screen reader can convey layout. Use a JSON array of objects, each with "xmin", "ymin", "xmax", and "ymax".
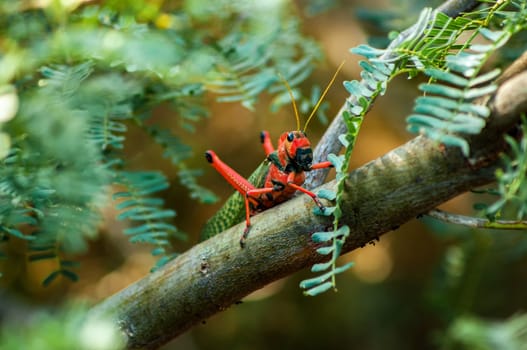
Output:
[
  {"xmin": 240, "ymin": 225, "xmax": 251, "ymax": 248},
  {"xmin": 314, "ymin": 197, "xmax": 326, "ymax": 211}
]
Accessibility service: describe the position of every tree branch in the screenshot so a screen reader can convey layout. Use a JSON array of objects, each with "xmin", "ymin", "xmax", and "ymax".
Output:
[{"xmin": 86, "ymin": 60, "xmax": 527, "ymax": 348}]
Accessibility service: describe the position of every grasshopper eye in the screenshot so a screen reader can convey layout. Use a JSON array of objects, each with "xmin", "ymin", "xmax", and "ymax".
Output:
[{"xmin": 287, "ymin": 132, "xmax": 294, "ymax": 142}]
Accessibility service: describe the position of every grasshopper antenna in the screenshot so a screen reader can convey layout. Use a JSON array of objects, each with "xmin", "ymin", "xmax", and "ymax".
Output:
[
  {"xmin": 303, "ymin": 60, "xmax": 346, "ymax": 132},
  {"xmin": 278, "ymin": 73, "xmax": 301, "ymax": 131}
]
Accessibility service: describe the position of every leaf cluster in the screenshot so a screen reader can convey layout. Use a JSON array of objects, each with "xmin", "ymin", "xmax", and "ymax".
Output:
[
  {"xmin": 302, "ymin": 0, "xmax": 527, "ymax": 294},
  {"xmin": 480, "ymin": 118, "xmax": 527, "ymax": 221},
  {"xmin": 0, "ymin": 1, "xmax": 322, "ymax": 283}
]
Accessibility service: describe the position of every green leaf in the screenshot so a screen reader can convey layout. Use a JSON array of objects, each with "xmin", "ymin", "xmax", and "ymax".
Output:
[
  {"xmin": 464, "ymin": 84, "xmax": 497, "ymax": 99},
  {"xmin": 125, "ymin": 231, "xmax": 171, "ymax": 240},
  {"xmin": 413, "ymin": 104, "xmax": 454, "ymax": 120},
  {"xmin": 350, "ymin": 44, "xmax": 385, "ymax": 59},
  {"xmin": 440, "ymin": 135, "xmax": 470, "ymax": 156},
  {"xmin": 113, "ymin": 191, "xmax": 132, "ymax": 200},
  {"xmin": 359, "ymin": 60, "xmax": 389, "ymax": 81},
  {"xmin": 335, "ymin": 225, "xmax": 350, "ymax": 238},
  {"xmin": 311, "ymin": 231, "xmax": 336, "ymax": 243},
  {"xmin": 317, "ymin": 189, "xmax": 336, "ymax": 201},
  {"xmin": 419, "ymin": 83, "xmax": 463, "ymax": 99},
  {"xmin": 60, "ymin": 260, "xmax": 81, "ymax": 268},
  {"xmin": 338, "ymin": 134, "xmax": 350, "ymax": 147},
  {"xmin": 327, "ymin": 153, "xmax": 344, "ymax": 168},
  {"xmin": 124, "ymin": 222, "xmax": 177, "ymax": 235},
  {"xmin": 350, "ymin": 105, "xmax": 364, "ymax": 115},
  {"xmin": 303, "ymin": 281, "xmax": 334, "ymax": 296},
  {"xmin": 457, "ymin": 104, "xmax": 490, "ymax": 118},
  {"xmin": 60, "ymin": 269, "xmax": 79, "ymax": 282},
  {"xmin": 470, "ymin": 44, "xmax": 494, "ymax": 53},
  {"xmin": 407, "ymin": 114, "xmax": 485, "ymax": 134},
  {"xmin": 299, "ymin": 262, "xmax": 354, "ymax": 289},
  {"xmin": 116, "ymin": 198, "xmax": 165, "ymax": 210},
  {"xmin": 478, "ymin": 28, "xmax": 509, "ymax": 45},
  {"xmin": 1, "ymin": 227, "xmax": 36, "ymax": 240},
  {"xmin": 311, "ymin": 225, "xmax": 350, "ymax": 243},
  {"xmin": 446, "ymin": 52, "xmax": 484, "ymax": 74},
  {"xmin": 334, "ymin": 261, "xmax": 354, "ymax": 274},
  {"xmin": 468, "ymin": 69, "xmax": 500, "ymax": 87},
  {"xmin": 28, "ymin": 252, "xmax": 57, "ymax": 261},
  {"xmin": 129, "ymin": 234, "xmax": 170, "ymax": 244},
  {"xmin": 415, "ymin": 96, "xmax": 458, "ymax": 110},
  {"xmin": 311, "ymin": 261, "xmax": 332, "ymax": 272},
  {"xmin": 313, "ymin": 206, "xmax": 335, "ymax": 216},
  {"xmin": 425, "ymin": 68, "xmax": 469, "ymax": 87},
  {"xmin": 117, "ymin": 207, "xmax": 176, "ymax": 221},
  {"xmin": 344, "ymin": 80, "xmax": 373, "ymax": 97},
  {"xmin": 151, "ymin": 247, "xmax": 166, "ymax": 256},
  {"xmin": 42, "ymin": 271, "xmax": 61, "ymax": 287},
  {"xmin": 299, "ymin": 271, "xmax": 333, "ymax": 289},
  {"xmin": 316, "ymin": 246, "xmax": 334, "ymax": 255}
]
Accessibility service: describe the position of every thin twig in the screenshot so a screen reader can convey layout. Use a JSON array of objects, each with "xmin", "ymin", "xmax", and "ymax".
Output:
[{"xmin": 427, "ymin": 209, "xmax": 527, "ymax": 229}]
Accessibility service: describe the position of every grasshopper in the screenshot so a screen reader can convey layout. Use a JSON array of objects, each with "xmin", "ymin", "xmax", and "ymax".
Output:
[{"xmin": 202, "ymin": 62, "xmax": 344, "ymax": 247}]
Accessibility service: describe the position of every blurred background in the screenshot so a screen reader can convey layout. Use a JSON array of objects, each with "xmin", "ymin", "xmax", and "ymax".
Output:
[{"xmin": 2, "ymin": 0, "xmax": 527, "ymax": 349}]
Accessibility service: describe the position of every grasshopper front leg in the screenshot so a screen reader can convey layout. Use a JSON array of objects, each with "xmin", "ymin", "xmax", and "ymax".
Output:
[{"xmin": 285, "ymin": 169, "xmax": 330, "ymax": 212}]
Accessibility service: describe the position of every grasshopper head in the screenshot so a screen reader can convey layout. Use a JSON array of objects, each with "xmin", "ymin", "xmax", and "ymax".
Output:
[{"xmin": 280, "ymin": 131, "xmax": 313, "ymax": 171}]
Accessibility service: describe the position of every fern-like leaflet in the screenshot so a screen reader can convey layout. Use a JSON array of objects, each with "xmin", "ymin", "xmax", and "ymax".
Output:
[
  {"xmin": 146, "ymin": 125, "xmax": 217, "ymax": 204},
  {"xmin": 207, "ymin": 17, "xmax": 321, "ymax": 110},
  {"xmin": 300, "ymin": 56, "xmax": 394, "ymax": 296},
  {"xmin": 404, "ymin": 0, "xmax": 526, "ymax": 156},
  {"xmin": 75, "ymin": 73, "xmax": 194, "ymax": 269},
  {"xmin": 484, "ymin": 118, "xmax": 527, "ymax": 220},
  {"xmin": 407, "ymin": 28, "xmax": 511, "ymax": 156},
  {"xmin": 114, "ymin": 171, "xmax": 183, "ymax": 270},
  {"xmin": 299, "ymin": 0, "xmax": 525, "ymax": 295},
  {"xmin": 1, "ymin": 61, "xmax": 111, "ymax": 285}
]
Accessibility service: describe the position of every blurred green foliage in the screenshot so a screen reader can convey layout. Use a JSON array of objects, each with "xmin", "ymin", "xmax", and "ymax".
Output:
[
  {"xmin": 0, "ymin": 0, "xmax": 322, "ymax": 281},
  {"xmin": 0, "ymin": 303, "xmax": 125, "ymax": 350}
]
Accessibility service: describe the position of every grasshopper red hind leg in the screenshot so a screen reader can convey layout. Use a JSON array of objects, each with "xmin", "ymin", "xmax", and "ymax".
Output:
[
  {"xmin": 240, "ymin": 187, "xmax": 275, "ymax": 247},
  {"xmin": 205, "ymin": 150, "xmax": 256, "ymax": 196},
  {"xmin": 205, "ymin": 150, "xmax": 271, "ymax": 247}
]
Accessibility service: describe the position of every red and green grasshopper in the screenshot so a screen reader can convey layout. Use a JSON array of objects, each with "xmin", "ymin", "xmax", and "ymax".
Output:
[{"xmin": 202, "ymin": 62, "xmax": 344, "ymax": 247}]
